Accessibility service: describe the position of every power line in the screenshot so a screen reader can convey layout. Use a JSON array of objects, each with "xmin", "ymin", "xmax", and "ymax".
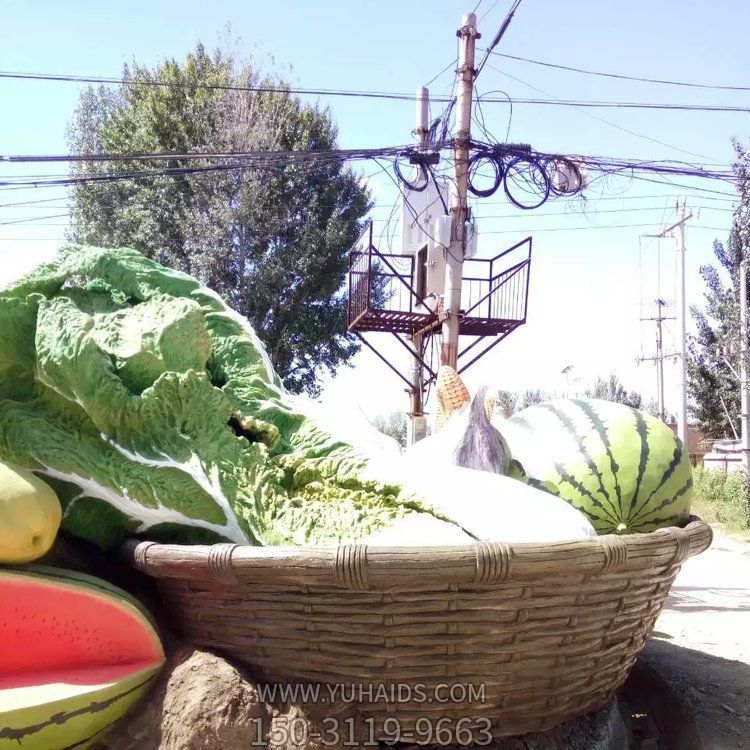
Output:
[
  {"xmin": 2, "ymin": 204, "xmax": 735, "ymax": 227},
  {"xmin": 477, "ymin": 0, "xmax": 502, "ymax": 23},
  {"xmin": 0, "ymin": 148, "xmax": 418, "ymax": 191},
  {"xmin": 484, "ymin": 50, "xmax": 750, "ymax": 92},
  {"xmin": 482, "ymin": 223, "xmax": 729, "ymax": 234},
  {"xmin": 0, "ymin": 70, "xmax": 429, "ymax": 103},
  {"xmin": 1, "ymin": 145, "xmax": 733, "ymax": 176},
  {"xmin": 0, "ymin": 213, "xmax": 69, "ymax": 225},
  {"xmin": 477, "ymin": 192, "xmax": 737, "ymax": 205},
  {"xmin": 1, "ymin": 68, "xmax": 748, "ymax": 112},
  {"xmin": 624, "ymin": 172, "xmax": 738, "ymax": 197},
  {"xmin": 0, "ymin": 196, "xmax": 71, "ymax": 209},
  {"xmin": 0, "ymin": 145, "xmax": 416, "ymax": 164},
  {"xmin": 509, "ymin": 100, "xmax": 750, "ymax": 113},
  {"xmin": 484, "ymin": 62, "xmax": 717, "ymax": 162},
  {"xmin": 475, "ymin": 0, "xmax": 524, "ymax": 80},
  {"xmin": 424, "ymin": 57, "xmax": 457, "ymax": 88},
  {"xmin": 0, "ymin": 223, "xmax": 731, "ymax": 241}
]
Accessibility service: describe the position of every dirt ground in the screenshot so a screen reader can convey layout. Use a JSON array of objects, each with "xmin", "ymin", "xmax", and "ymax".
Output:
[{"xmin": 640, "ymin": 528, "xmax": 750, "ymax": 749}]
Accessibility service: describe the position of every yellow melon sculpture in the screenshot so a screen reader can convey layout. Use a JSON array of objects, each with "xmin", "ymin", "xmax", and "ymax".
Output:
[{"xmin": 0, "ymin": 461, "xmax": 62, "ymax": 563}]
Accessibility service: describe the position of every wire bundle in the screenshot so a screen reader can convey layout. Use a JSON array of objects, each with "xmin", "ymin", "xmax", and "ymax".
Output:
[{"xmin": 466, "ymin": 141, "xmax": 584, "ymax": 209}]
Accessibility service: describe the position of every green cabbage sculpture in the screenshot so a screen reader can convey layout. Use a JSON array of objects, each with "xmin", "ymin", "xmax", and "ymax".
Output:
[{"xmin": 0, "ymin": 246, "xmax": 432, "ymax": 548}]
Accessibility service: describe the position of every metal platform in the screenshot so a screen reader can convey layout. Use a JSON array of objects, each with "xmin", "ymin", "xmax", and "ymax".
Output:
[{"xmin": 347, "ymin": 221, "xmax": 532, "ymax": 348}]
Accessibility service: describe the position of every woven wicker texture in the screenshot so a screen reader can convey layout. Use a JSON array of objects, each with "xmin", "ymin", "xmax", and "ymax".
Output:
[{"xmin": 122, "ymin": 518, "xmax": 711, "ymax": 739}]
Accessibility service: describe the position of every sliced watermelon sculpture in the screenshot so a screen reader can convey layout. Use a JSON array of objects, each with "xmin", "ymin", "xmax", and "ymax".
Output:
[
  {"xmin": 501, "ymin": 398, "xmax": 693, "ymax": 534},
  {"xmin": 0, "ymin": 567, "xmax": 164, "ymax": 749}
]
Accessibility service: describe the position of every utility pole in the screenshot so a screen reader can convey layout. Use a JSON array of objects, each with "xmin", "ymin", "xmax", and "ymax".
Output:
[
  {"xmin": 655, "ymin": 301, "xmax": 665, "ymax": 420},
  {"xmin": 640, "ymin": 299, "xmax": 673, "ymax": 421},
  {"xmin": 645, "ymin": 203, "xmax": 692, "ymax": 442},
  {"xmin": 441, "ymin": 12, "xmax": 479, "ymax": 367},
  {"xmin": 740, "ymin": 259, "xmax": 750, "ymax": 478},
  {"xmin": 407, "ymin": 87, "xmax": 429, "ymax": 445},
  {"xmin": 673, "ymin": 197, "xmax": 690, "ymax": 448}
]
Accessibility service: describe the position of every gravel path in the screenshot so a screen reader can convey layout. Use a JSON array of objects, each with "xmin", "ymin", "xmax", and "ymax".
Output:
[{"xmin": 640, "ymin": 529, "xmax": 750, "ymax": 749}]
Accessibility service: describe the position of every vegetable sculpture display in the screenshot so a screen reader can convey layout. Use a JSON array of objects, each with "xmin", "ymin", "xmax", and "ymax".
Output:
[
  {"xmin": 0, "ymin": 461, "xmax": 61, "ymax": 563},
  {"xmin": 0, "ymin": 566, "xmax": 164, "ymax": 750},
  {"xmin": 0, "ymin": 246, "xmax": 598, "ymax": 549},
  {"xmin": 500, "ymin": 398, "xmax": 693, "ymax": 534}
]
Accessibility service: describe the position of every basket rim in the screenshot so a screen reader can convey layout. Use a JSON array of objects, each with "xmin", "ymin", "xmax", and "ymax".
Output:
[{"xmin": 121, "ymin": 516, "xmax": 712, "ymax": 590}]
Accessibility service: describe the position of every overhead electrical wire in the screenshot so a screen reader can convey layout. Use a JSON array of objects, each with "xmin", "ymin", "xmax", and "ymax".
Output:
[
  {"xmin": 4, "ymin": 204, "xmax": 734, "ymax": 227},
  {"xmin": 477, "ymin": 0, "xmax": 503, "ymax": 24},
  {"xmin": 497, "ymin": 100, "xmax": 750, "ymax": 113},
  {"xmin": 424, "ymin": 57, "xmax": 458, "ymax": 89},
  {"xmin": 0, "ymin": 213, "xmax": 69, "ymax": 226},
  {"xmin": 1, "ymin": 224, "xmax": 730, "ymax": 242},
  {"xmin": 474, "ymin": 0, "xmax": 525, "ymax": 80},
  {"xmin": 0, "ymin": 196, "xmax": 71, "ymax": 209},
  {"xmin": 0, "ymin": 70, "xmax": 432, "ymax": 102},
  {"xmin": 0, "ymin": 145, "xmax": 433, "ymax": 191},
  {"xmin": 482, "ymin": 223, "xmax": 729, "ymax": 234},
  {"xmin": 2, "ymin": 68, "xmax": 748, "ymax": 112},
  {"xmin": 1, "ymin": 144, "xmax": 738, "ymax": 208},
  {"xmin": 483, "ymin": 50, "xmax": 750, "ymax": 92},
  {"xmin": 484, "ymin": 62, "xmax": 718, "ymax": 162},
  {"xmin": 0, "ymin": 145, "xmax": 418, "ymax": 165}
]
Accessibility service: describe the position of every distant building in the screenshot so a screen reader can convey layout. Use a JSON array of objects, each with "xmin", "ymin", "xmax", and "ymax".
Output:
[
  {"xmin": 702, "ymin": 438, "xmax": 744, "ymax": 473},
  {"xmin": 667, "ymin": 423, "xmax": 709, "ymax": 467}
]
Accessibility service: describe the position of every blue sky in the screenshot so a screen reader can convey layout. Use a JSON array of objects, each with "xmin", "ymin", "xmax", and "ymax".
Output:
[{"xmin": 1, "ymin": 0, "xmax": 748, "ymax": 418}]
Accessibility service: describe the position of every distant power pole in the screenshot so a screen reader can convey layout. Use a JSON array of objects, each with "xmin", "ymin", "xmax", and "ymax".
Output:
[
  {"xmin": 441, "ymin": 12, "xmax": 479, "ymax": 367},
  {"xmin": 673, "ymin": 197, "xmax": 690, "ymax": 448},
  {"xmin": 640, "ymin": 298, "xmax": 674, "ymax": 421},
  {"xmin": 644, "ymin": 201, "xmax": 692, "ymax": 443}
]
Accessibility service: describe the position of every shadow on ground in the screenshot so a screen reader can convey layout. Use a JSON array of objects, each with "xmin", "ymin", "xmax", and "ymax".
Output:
[
  {"xmin": 638, "ymin": 636, "xmax": 750, "ymax": 749},
  {"xmin": 666, "ymin": 585, "xmax": 750, "ymax": 613}
]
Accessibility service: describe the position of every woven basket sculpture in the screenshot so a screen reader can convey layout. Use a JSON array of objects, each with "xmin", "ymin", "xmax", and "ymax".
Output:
[{"xmin": 123, "ymin": 517, "xmax": 711, "ymax": 739}]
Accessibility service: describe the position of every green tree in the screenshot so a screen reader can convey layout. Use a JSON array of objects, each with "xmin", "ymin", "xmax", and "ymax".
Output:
[
  {"xmin": 371, "ymin": 411, "xmax": 407, "ymax": 448},
  {"xmin": 519, "ymin": 389, "xmax": 552, "ymax": 410},
  {"xmin": 688, "ymin": 140, "xmax": 750, "ymax": 437},
  {"xmin": 67, "ymin": 43, "xmax": 370, "ymax": 395},
  {"xmin": 584, "ymin": 373, "xmax": 643, "ymax": 409}
]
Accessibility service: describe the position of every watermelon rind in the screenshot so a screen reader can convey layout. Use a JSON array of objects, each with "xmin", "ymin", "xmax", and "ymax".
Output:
[
  {"xmin": 0, "ymin": 664, "xmax": 160, "ymax": 750},
  {"xmin": 0, "ymin": 566, "xmax": 164, "ymax": 750}
]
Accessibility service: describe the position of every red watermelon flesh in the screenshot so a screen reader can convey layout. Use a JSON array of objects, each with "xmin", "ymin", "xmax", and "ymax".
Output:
[
  {"xmin": 0, "ymin": 567, "xmax": 164, "ymax": 750},
  {"xmin": 0, "ymin": 575, "xmax": 160, "ymax": 680}
]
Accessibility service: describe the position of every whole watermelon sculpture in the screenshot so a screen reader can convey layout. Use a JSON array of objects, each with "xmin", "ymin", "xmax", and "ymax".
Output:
[{"xmin": 499, "ymin": 398, "xmax": 693, "ymax": 534}]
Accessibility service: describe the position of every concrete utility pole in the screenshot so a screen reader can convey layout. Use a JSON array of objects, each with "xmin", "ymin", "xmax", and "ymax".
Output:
[
  {"xmin": 407, "ymin": 87, "xmax": 430, "ymax": 445},
  {"xmin": 673, "ymin": 197, "xmax": 690, "ymax": 448},
  {"xmin": 643, "ymin": 202, "xmax": 691, "ymax": 441},
  {"xmin": 740, "ymin": 259, "xmax": 750, "ymax": 476},
  {"xmin": 640, "ymin": 299, "xmax": 674, "ymax": 422},
  {"xmin": 655, "ymin": 301, "xmax": 666, "ymax": 420},
  {"xmin": 441, "ymin": 12, "xmax": 479, "ymax": 367}
]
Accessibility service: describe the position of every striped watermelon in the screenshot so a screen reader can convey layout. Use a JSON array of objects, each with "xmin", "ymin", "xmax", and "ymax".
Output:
[
  {"xmin": 500, "ymin": 398, "xmax": 693, "ymax": 534},
  {"xmin": 0, "ymin": 566, "xmax": 164, "ymax": 749}
]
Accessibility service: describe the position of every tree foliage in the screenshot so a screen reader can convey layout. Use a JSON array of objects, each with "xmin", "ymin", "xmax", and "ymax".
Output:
[
  {"xmin": 688, "ymin": 140, "xmax": 750, "ymax": 438},
  {"xmin": 371, "ymin": 411, "xmax": 407, "ymax": 448},
  {"xmin": 584, "ymin": 373, "xmax": 643, "ymax": 410},
  {"xmin": 494, "ymin": 388, "xmax": 552, "ymax": 416},
  {"xmin": 67, "ymin": 43, "xmax": 370, "ymax": 395}
]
